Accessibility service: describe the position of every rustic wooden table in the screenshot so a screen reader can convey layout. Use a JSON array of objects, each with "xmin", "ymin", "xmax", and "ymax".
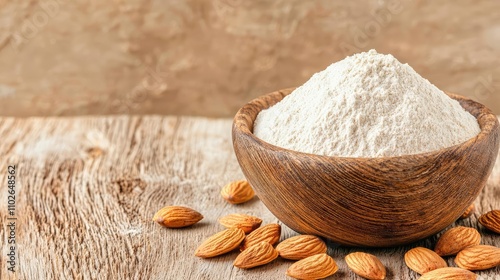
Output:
[{"xmin": 0, "ymin": 116, "xmax": 498, "ymax": 279}]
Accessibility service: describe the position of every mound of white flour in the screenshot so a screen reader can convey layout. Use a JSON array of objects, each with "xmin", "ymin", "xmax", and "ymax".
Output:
[{"xmin": 254, "ymin": 50, "xmax": 480, "ymax": 157}]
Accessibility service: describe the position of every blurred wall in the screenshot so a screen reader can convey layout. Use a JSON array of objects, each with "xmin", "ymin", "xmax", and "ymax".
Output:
[{"xmin": 0, "ymin": 0, "xmax": 499, "ymax": 117}]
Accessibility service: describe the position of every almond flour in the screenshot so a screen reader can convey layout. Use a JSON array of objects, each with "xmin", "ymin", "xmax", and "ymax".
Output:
[{"xmin": 254, "ymin": 50, "xmax": 480, "ymax": 157}]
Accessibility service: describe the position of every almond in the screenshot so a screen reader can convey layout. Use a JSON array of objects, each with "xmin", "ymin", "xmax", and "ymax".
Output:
[
  {"xmin": 345, "ymin": 252, "xmax": 386, "ymax": 280},
  {"xmin": 152, "ymin": 206, "xmax": 203, "ymax": 228},
  {"xmin": 404, "ymin": 247, "xmax": 447, "ymax": 274},
  {"xmin": 234, "ymin": 241, "xmax": 279, "ymax": 269},
  {"xmin": 219, "ymin": 213, "xmax": 262, "ymax": 234},
  {"xmin": 455, "ymin": 245, "xmax": 500, "ymax": 271},
  {"xmin": 434, "ymin": 226, "xmax": 481, "ymax": 256},
  {"xmin": 479, "ymin": 210, "xmax": 500, "ymax": 234},
  {"xmin": 195, "ymin": 228, "xmax": 245, "ymax": 258},
  {"xmin": 240, "ymin": 223, "xmax": 281, "ymax": 251},
  {"xmin": 419, "ymin": 267, "xmax": 476, "ymax": 280},
  {"xmin": 287, "ymin": 253, "xmax": 338, "ymax": 279},
  {"xmin": 459, "ymin": 204, "xmax": 475, "ymax": 219},
  {"xmin": 276, "ymin": 235, "xmax": 327, "ymax": 260},
  {"xmin": 220, "ymin": 180, "xmax": 255, "ymax": 204}
]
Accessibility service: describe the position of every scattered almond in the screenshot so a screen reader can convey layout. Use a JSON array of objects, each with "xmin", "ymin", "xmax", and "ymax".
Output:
[
  {"xmin": 459, "ymin": 204, "xmax": 475, "ymax": 219},
  {"xmin": 404, "ymin": 247, "xmax": 447, "ymax": 275},
  {"xmin": 241, "ymin": 223, "xmax": 281, "ymax": 251},
  {"xmin": 234, "ymin": 241, "xmax": 279, "ymax": 269},
  {"xmin": 287, "ymin": 253, "xmax": 338, "ymax": 280},
  {"xmin": 152, "ymin": 206, "xmax": 203, "ymax": 228},
  {"xmin": 418, "ymin": 267, "xmax": 476, "ymax": 280},
  {"xmin": 219, "ymin": 213, "xmax": 262, "ymax": 234},
  {"xmin": 434, "ymin": 226, "xmax": 481, "ymax": 256},
  {"xmin": 345, "ymin": 252, "xmax": 386, "ymax": 280},
  {"xmin": 479, "ymin": 210, "xmax": 500, "ymax": 234},
  {"xmin": 276, "ymin": 235, "xmax": 327, "ymax": 260},
  {"xmin": 455, "ymin": 245, "xmax": 500, "ymax": 271},
  {"xmin": 220, "ymin": 180, "xmax": 255, "ymax": 204},
  {"xmin": 195, "ymin": 228, "xmax": 245, "ymax": 258}
]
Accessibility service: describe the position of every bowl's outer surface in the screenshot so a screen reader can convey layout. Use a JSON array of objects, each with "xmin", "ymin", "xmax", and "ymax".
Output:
[{"xmin": 232, "ymin": 88, "xmax": 500, "ymax": 247}]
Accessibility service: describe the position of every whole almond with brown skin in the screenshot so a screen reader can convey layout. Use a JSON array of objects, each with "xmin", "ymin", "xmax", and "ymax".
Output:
[
  {"xmin": 479, "ymin": 210, "xmax": 500, "ymax": 234},
  {"xmin": 419, "ymin": 267, "xmax": 476, "ymax": 280},
  {"xmin": 434, "ymin": 226, "xmax": 481, "ymax": 256},
  {"xmin": 404, "ymin": 247, "xmax": 447, "ymax": 274},
  {"xmin": 219, "ymin": 213, "xmax": 262, "ymax": 234},
  {"xmin": 459, "ymin": 204, "xmax": 475, "ymax": 219},
  {"xmin": 345, "ymin": 252, "xmax": 386, "ymax": 280},
  {"xmin": 221, "ymin": 180, "xmax": 255, "ymax": 204},
  {"xmin": 152, "ymin": 206, "xmax": 203, "ymax": 228},
  {"xmin": 276, "ymin": 235, "xmax": 327, "ymax": 260},
  {"xmin": 195, "ymin": 228, "xmax": 245, "ymax": 258},
  {"xmin": 234, "ymin": 241, "xmax": 279, "ymax": 269},
  {"xmin": 287, "ymin": 253, "xmax": 338, "ymax": 279},
  {"xmin": 455, "ymin": 245, "xmax": 500, "ymax": 270},
  {"xmin": 240, "ymin": 223, "xmax": 281, "ymax": 251}
]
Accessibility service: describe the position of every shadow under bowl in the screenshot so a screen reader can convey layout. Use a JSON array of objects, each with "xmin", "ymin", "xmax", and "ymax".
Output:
[{"xmin": 232, "ymin": 88, "xmax": 499, "ymax": 247}]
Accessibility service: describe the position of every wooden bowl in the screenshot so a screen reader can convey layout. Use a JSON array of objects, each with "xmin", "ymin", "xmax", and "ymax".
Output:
[{"xmin": 232, "ymin": 88, "xmax": 500, "ymax": 247}]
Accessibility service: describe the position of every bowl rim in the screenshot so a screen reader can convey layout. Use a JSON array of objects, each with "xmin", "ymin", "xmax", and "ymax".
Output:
[{"xmin": 233, "ymin": 87, "xmax": 499, "ymax": 161}]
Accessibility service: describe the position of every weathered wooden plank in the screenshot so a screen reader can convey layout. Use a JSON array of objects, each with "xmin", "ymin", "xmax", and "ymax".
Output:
[{"xmin": 0, "ymin": 116, "xmax": 498, "ymax": 279}]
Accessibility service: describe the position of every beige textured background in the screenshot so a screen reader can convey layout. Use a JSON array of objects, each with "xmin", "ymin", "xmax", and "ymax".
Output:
[{"xmin": 0, "ymin": 0, "xmax": 499, "ymax": 117}]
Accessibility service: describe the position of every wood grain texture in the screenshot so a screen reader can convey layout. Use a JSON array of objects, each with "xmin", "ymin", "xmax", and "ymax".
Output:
[
  {"xmin": 233, "ymin": 88, "xmax": 500, "ymax": 247},
  {"xmin": 0, "ymin": 115, "xmax": 499, "ymax": 279}
]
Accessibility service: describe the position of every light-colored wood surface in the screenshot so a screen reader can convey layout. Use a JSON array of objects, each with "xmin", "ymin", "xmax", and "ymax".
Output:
[{"xmin": 0, "ymin": 116, "xmax": 499, "ymax": 279}]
